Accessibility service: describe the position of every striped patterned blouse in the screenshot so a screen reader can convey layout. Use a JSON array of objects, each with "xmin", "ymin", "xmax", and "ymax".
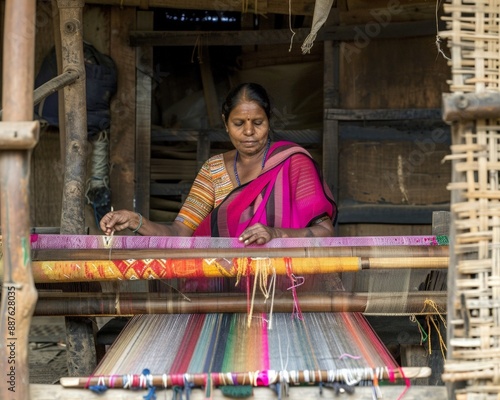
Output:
[{"xmin": 175, "ymin": 154, "xmax": 235, "ymax": 231}]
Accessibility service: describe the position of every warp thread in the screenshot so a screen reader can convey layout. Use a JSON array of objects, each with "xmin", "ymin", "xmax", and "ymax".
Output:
[
  {"xmin": 421, "ymin": 299, "xmax": 447, "ymax": 359},
  {"xmin": 285, "ymin": 257, "xmax": 304, "ymax": 320}
]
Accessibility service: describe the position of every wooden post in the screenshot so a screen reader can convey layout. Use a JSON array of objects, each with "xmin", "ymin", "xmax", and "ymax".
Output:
[
  {"xmin": 57, "ymin": 0, "xmax": 87, "ymax": 233},
  {"xmin": 323, "ymin": 4, "xmax": 343, "ymax": 231},
  {"xmin": 56, "ymin": 0, "xmax": 98, "ymax": 377},
  {"xmin": 135, "ymin": 11, "xmax": 153, "ymax": 219},
  {"xmin": 0, "ymin": 1, "xmax": 39, "ymax": 399}
]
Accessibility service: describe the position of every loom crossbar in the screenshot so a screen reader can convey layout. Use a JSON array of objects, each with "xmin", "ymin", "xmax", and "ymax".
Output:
[
  {"xmin": 60, "ymin": 367, "xmax": 431, "ymax": 389},
  {"xmin": 31, "ymin": 244, "xmax": 449, "ymax": 260},
  {"xmin": 26, "ymin": 256, "xmax": 448, "ymax": 282},
  {"xmin": 33, "ymin": 291, "xmax": 447, "ymax": 316}
]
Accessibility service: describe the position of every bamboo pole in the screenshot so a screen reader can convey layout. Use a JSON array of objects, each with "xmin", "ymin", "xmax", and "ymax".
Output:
[
  {"xmin": 33, "ymin": 291, "xmax": 447, "ymax": 316},
  {"xmin": 60, "ymin": 367, "xmax": 432, "ymax": 389},
  {"xmin": 30, "ymin": 244, "xmax": 449, "ymax": 261},
  {"xmin": 0, "ymin": 0, "xmax": 38, "ymax": 399},
  {"xmin": 24, "ymin": 256, "xmax": 449, "ymax": 283}
]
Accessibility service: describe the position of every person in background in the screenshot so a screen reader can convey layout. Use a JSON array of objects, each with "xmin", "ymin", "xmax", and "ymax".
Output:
[{"xmin": 100, "ymin": 82, "xmax": 337, "ymax": 245}]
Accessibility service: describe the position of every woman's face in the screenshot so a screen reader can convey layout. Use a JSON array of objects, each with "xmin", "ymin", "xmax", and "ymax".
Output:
[{"xmin": 224, "ymin": 100, "xmax": 270, "ymax": 156}]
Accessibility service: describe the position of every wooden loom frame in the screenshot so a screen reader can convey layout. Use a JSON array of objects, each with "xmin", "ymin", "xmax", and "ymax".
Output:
[{"xmin": 0, "ymin": 2, "xmax": 473, "ymax": 400}]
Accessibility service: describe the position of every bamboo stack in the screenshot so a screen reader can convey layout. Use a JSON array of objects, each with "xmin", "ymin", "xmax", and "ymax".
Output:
[{"xmin": 440, "ymin": 1, "xmax": 500, "ymax": 398}]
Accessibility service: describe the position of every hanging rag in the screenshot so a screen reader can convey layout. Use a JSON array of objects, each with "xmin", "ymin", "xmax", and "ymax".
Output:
[{"xmin": 301, "ymin": 0, "xmax": 334, "ymax": 54}]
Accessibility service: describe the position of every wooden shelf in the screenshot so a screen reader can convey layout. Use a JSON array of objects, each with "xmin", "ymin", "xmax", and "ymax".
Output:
[{"xmin": 337, "ymin": 202, "xmax": 450, "ymax": 224}]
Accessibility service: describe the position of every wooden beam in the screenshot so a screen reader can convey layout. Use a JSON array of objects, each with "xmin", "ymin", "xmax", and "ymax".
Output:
[
  {"xmin": 326, "ymin": 108, "xmax": 442, "ymax": 121},
  {"xmin": 341, "ymin": 1, "xmax": 437, "ymax": 24},
  {"xmin": 323, "ymin": 9, "xmax": 340, "ymax": 229},
  {"xmin": 84, "ymin": 0, "xmax": 317, "ymax": 15},
  {"xmin": 442, "ymin": 92, "xmax": 500, "ymax": 121},
  {"xmin": 130, "ymin": 27, "xmax": 316, "ymax": 47},
  {"xmin": 109, "ymin": 7, "xmax": 136, "ymax": 217},
  {"xmin": 58, "ymin": 0, "xmax": 88, "ymax": 235},
  {"xmin": 33, "ymin": 291, "xmax": 447, "ymax": 316},
  {"xmin": 326, "ymin": 19, "xmax": 438, "ymax": 40},
  {"xmin": 30, "ymin": 384, "xmax": 448, "ymax": 399},
  {"xmin": 0, "ymin": 0, "xmax": 38, "ymax": 398},
  {"xmin": 56, "ymin": 0, "xmax": 99, "ymax": 379},
  {"xmin": 135, "ymin": 11, "xmax": 153, "ymax": 219},
  {"xmin": 129, "ymin": 19, "xmax": 436, "ymax": 49}
]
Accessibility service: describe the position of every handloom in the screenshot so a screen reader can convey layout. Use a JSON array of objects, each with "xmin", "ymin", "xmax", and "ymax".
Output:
[
  {"xmin": 23, "ymin": 234, "xmax": 447, "ymax": 398},
  {"xmin": 24, "ymin": 234, "xmax": 449, "ymax": 283},
  {"xmin": 62, "ymin": 313, "xmax": 429, "ymax": 398}
]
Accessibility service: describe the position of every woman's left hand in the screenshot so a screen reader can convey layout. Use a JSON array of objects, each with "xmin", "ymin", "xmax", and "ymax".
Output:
[{"xmin": 238, "ymin": 223, "xmax": 276, "ymax": 245}]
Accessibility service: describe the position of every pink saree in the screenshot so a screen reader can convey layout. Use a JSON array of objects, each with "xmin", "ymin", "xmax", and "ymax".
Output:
[{"xmin": 193, "ymin": 141, "xmax": 337, "ymax": 238}]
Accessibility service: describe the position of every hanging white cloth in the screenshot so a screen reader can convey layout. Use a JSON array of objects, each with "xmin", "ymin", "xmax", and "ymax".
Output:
[{"xmin": 301, "ymin": 0, "xmax": 334, "ymax": 54}]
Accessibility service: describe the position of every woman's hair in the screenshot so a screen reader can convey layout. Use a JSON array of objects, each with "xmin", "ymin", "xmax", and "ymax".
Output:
[{"xmin": 221, "ymin": 82, "xmax": 272, "ymax": 123}]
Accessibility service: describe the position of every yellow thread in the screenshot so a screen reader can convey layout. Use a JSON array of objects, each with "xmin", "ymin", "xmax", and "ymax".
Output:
[
  {"xmin": 416, "ymin": 299, "xmax": 447, "ymax": 358},
  {"xmin": 247, "ymin": 258, "xmax": 273, "ymax": 327},
  {"xmin": 420, "ymin": 300, "xmax": 447, "ymax": 359},
  {"xmin": 234, "ymin": 258, "xmax": 245, "ymax": 287}
]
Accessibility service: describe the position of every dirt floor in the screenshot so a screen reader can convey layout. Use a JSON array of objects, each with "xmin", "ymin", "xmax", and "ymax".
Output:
[{"xmin": 29, "ymin": 316, "xmax": 68, "ymax": 384}]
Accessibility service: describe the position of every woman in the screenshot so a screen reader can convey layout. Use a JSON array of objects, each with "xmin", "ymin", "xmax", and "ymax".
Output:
[{"xmin": 100, "ymin": 82, "xmax": 337, "ymax": 245}]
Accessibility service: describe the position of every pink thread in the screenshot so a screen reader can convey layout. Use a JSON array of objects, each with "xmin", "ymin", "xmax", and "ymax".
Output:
[
  {"xmin": 30, "ymin": 234, "xmax": 38, "ymax": 243},
  {"xmin": 246, "ymin": 258, "xmax": 251, "ymax": 316},
  {"xmin": 388, "ymin": 368, "xmax": 395, "ymax": 383},
  {"xmin": 171, "ymin": 374, "xmax": 183, "ymax": 386},
  {"xmin": 396, "ymin": 367, "xmax": 411, "ymax": 400},
  {"xmin": 287, "ymin": 274, "xmax": 304, "ymax": 290},
  {"xmin": 256, "ymin": 371, "xmax": 269, "ymax": 386},
  {"xmin": 84, "ymin": 375, "xmax": 93, "ymax": 389},
  {"xmin": 285, "ymin": 258, "xmax": 303, "ymax": 320}
]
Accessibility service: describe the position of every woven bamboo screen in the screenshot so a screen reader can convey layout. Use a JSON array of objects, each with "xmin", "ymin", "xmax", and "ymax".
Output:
[{"xmin": 440, "ymin": 0, "xmax": 500, "ymax": 397}]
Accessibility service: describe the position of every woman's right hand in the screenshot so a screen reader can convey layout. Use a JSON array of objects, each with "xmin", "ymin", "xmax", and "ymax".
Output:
[{"xmin": 99, "ymin": 209, "xmax": 140, "ymax": 235}]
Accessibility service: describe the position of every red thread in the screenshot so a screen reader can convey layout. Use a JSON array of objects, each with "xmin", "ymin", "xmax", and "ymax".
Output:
[
  {"xmin": 285, "ymin": 257, "xmax": 303, "ymax": 320},
  {"xmin": 396, "ymin": 367, "xmax": 411, "ymax": 400}
]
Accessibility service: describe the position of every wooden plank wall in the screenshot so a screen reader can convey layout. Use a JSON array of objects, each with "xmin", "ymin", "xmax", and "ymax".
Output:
[{"xmin": 337, "ymin": 34, "xmax": 451, "ymax": 236}]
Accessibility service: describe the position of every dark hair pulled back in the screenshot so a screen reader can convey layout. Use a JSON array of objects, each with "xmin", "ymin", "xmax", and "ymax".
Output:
[{"xmin": 221, "ymin": 82, "xmax": 272, "ymax": 123}]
